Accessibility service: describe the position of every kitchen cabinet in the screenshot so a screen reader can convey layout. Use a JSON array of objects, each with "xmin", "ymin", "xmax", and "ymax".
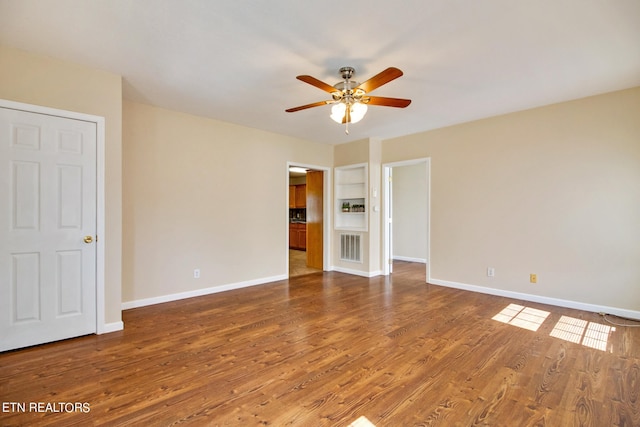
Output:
[
  {"xmin": 289, "ymin": 185, "xmax": 296, "ymax": 208},
  {"xmin": 295, "ymin": 184, "xmax": 306, "ymax": 208},
  {"xmin": 289, "ymin": 222, "xmax": 306, "ymax": 250},
  {"xmin": 299, "ymin": 227, "xmax": 306, "ymax": 250},
  {"xmin": 289, "ymin": 184, "xmax": 306, "ymax": 208}
]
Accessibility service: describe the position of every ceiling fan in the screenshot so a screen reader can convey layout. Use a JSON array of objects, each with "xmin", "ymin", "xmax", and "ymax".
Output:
[{"xmin": 286, "ymin": 66, "xmax": 411, "ymax": 134}]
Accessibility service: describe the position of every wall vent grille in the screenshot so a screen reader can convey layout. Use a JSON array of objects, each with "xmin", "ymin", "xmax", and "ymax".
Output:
[{"xmin": 340, "ymin": 233, "xmax": 362, "ymax": 263}]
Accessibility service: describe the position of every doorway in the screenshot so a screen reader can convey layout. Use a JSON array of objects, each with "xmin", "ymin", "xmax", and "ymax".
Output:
[
  {"xmin": 383, "ymin": 158, "xmax": 430, "ymax": 280},
  {"xmin": 287, "ymin": 163, "xmax": 330, "ymax": 277}
]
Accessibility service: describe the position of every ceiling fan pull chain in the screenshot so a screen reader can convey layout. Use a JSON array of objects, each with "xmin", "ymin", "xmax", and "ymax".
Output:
[{"xmin": 345, "ymin": 121, "xmax": 349, "ymax": 135}]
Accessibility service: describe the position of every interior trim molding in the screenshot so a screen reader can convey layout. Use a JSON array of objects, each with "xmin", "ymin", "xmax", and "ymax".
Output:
[
  {"xmin": 332, "ymin": 266, "xmax": 383, "ymax": 278},
  {"xmin": 122, "ymin": 274, "xmax": 288, "ymax": 310},
  {"xmin": 101, "ymin": 321, "xmax": 124, "ymax": 334},
  {"xmin": 430, "ymin": 278, "xmax": 640, "ymax": 320},
  {"xmin": 393, "ymin": 256, "xmax": 427, "ymax": 264}
]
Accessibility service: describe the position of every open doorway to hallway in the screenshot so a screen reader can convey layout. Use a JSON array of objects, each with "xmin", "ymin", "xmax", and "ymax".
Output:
[
  {"xmin": 288, "ymin": 165, "xmax": 327, "ymax": 277},
  {"xmin": 383, "ymin": 159, "xmax": 430, "ymax": 281}
]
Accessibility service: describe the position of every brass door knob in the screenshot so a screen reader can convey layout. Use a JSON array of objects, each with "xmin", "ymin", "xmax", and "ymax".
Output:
[{"xmin": 84, "ymin": 235, "xmax": 93, "ymax": 244}]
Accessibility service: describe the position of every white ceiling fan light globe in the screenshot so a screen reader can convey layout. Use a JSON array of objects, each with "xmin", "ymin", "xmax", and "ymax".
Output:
[
  {"xmin": 349, "ymin": 102, "xmax": 368, "ymax": 123},
  {"xmin": 330, "ymin": 103, "xmax": 346, "ymax": 123}
]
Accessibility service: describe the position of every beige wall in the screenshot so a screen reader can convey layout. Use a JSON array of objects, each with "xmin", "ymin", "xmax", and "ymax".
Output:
[
  {"xmin": 333, "ymin": 138, "xmax": 369, "ymax": 167},
  {"xmin": 3, "ymin": 44, "xmax": 637, "ymax": 318},
  {"xmin": 0, "ymin": 45, "xmax": 123, "ymax": 326},
  {"xmin": 382, "ymin": 87, "xmax": 640, "ymax": 312},
  {"xmin": 122, "ymin": 100, "xmax": 332, "ymax": 303}
]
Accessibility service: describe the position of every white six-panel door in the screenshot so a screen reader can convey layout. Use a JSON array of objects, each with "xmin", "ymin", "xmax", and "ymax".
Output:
[{"xmin": 0, "ymin": 107, "xmax": 97, "ymax": 352}]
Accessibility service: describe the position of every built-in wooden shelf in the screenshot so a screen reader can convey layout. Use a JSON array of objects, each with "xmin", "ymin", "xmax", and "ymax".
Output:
[{"xmin": 335, "ymin": 163, "xmax": 367, "ymax": 231}]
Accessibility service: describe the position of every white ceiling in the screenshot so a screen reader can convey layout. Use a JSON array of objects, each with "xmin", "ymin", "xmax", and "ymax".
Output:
[{"xmin": 1, "ymin": 1, "xmax": 639, "ymax": 145}]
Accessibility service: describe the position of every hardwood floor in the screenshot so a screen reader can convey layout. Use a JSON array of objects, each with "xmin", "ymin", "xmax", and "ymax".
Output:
[{"xmin": 1, "ymin": 261, "xmax": 639, "ymax": 426}]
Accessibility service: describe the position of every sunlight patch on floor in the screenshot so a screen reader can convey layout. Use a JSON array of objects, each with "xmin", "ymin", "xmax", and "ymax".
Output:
[
  {"xmin": 549, "ymin": 315, "xmax": 613, "ymax": 351},
  {"xmin": 348, "ymin": 416, "xmax": 376, "ymax": 427},
  {"xmin": 492, "ymin": 303, "xmax": 550, "ymax": 332},
  {"xmin": 493, "ymin": 304, "xmax": 614, "ymax": 352}
]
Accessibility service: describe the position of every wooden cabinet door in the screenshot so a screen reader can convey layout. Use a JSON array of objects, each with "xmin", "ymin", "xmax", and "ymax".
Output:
[
  {"xmin": 289, "ymin": 224, "xmax": 298, "ymax": 248},
  {"xmin": 289, "ymin": 223, "xmax": 301, "ymax": 249},
  {"xmin": 295, "ymin": 184, "xmax": 306, "ymax": 208},
  {"xmin": 289, "ymin": 223, "xmax": 307, "ymax": 250},
  {"xmin": 289, "ymin": 185, "xmax": 296, "ymax": 208},
  {"xmin": 290, "ymin": 232, "xmax": 297, "ymax": 249},
  {"xmin": 299, "ymin": 227, "xmax": 307, "ymax": 250}
]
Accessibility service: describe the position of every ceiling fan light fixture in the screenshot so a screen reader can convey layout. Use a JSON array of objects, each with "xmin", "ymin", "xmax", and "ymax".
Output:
[
  {"xmin": 350, "ymin": 102, "xmax": 368, "ymax": 123},
  {"xmin": 330, "ymin": 101, "xmax": 368, "ymax": 124},
  {"xmin": 330, "ymin": 102, "xmax": 346, "ymax": 123}
]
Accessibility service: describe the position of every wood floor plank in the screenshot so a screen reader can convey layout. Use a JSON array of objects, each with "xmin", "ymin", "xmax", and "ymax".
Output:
[{"xmin": 1, "ymin": 261, "xmax": 639, "ymax": 426}]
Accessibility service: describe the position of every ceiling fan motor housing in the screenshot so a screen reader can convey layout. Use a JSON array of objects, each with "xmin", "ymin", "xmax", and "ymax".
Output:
[
  {"xmin": 339, "ymin": 66, "xmax": 355, "ymax": 80},
  {"xmin": 333, "ymin": 67, "xmax": 363, "ymax": 102}
]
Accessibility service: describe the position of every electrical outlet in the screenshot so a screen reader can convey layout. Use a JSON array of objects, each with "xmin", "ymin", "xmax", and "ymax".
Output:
[
  {"xmin": 194, "ymin": 269, "xmax": 200, "ymax": 279},
  {"xmin": 487, "ymin": 267, "xmax": 495, "ymax": 277},
  {"xmin": 530, "ymin": 273, "xmax": 537, "ymax": 283}
]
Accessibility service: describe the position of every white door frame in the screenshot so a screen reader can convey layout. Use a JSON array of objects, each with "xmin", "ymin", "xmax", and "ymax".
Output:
[
  {"xmin": 286, "ymin": 162, "xmax": 332, "ymax": 273},
  {"xmin": 382, "ymin": 158, "xmax": 431, "ymax": 281},
  {"xmin": 0, "ymin": 99, "xmax": 107, "ymax": 333}
]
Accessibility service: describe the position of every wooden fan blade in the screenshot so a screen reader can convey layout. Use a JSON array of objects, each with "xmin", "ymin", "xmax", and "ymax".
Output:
[
  {"xmin": 356, "ymin": 67, "xmax": 403, "ymax": 93},
  {"xmin": 296, "ymin": 75, "xmax": 339, "ymax": 94},
  {"xmin": 364, "ymin": 96, "xmax": 411, "ymax": 108},
  {"xmin": 285, "ymin": 100, "xmax": 331, "ymax": 113}
]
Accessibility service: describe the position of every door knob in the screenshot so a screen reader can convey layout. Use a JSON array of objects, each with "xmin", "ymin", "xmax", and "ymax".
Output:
[{"xmin": 84, "ymin": 235, "xmax": 93, "ymax": 244}]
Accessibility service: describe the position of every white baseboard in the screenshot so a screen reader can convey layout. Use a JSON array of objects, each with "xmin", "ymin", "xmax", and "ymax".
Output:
[
  {"xmin": 122, "ymin": 274, "xmax": 288, "ymax": 310},
  {"xmin": 393, "ymin": 256, "xmax": 427, "ymax": 263},
  {"xmin": 331, "ymin": 266, "xmax": 383, "ymax": 278},
  {"xmin": 430, "ymin": 278, "xmax": 640, "ymax": 320},
  {"xmin": 98, "ymin": 321, "xmax": 124, "ymax": 334}
]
